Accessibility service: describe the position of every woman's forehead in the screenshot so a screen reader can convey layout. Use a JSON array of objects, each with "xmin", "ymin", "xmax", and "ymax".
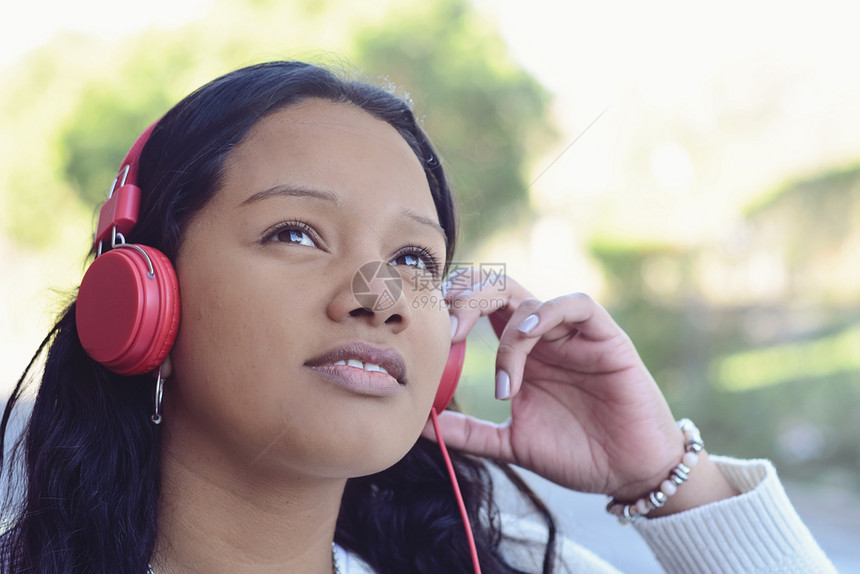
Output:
[{"xmin": 219, "ymin": 99, "xmax": 433, "ymax": 210}]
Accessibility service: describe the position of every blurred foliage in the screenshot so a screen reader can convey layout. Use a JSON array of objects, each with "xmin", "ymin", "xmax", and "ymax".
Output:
[
  {"xmin": 745, "ymin": 163, "xmax": 860, "ymax": 302},
  {"xmin": 455, "ymin": 318, "xmax": 511, "ymax": 423},
  {"xmin": 585, "ymin": 164, "xmax": 860, "ymax": 489},
  {"xmin": 747, "ymin": 163, "xmax": 860, "ymax": 242},
  {"xmin": 0, "ymin": 0, "xmax": 553, "ymax": 256},
  {"xmin": 351, "ymin": 0, "xmax": 554, "ymax": 248}
]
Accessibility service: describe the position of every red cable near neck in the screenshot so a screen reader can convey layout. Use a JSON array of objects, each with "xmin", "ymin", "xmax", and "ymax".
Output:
[{"xmin": 430, "ymin": 408, "xmax": 482, "ymax": 574}]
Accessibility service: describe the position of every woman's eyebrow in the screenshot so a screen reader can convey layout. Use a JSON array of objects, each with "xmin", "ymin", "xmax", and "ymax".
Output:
[
  {"xmin": 239, "ymin": 185, "xmax": 445, "ymax": 242},
  {"xmin": 240, "ymin": 184, "xmax": 343, "ymax": 207},
  {"xmin": 402, "ymin": 209, "xmax": 447, "ymax": 243}
]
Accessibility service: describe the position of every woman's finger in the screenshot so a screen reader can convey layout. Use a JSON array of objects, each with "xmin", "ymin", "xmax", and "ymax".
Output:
[
  {"xmin": 421, "ymin": 410, "xmax": 515, "ymax": 463},
  {"xmin": 494, "ymin": 293, "xmax": 631, "ymax": 400},
  {"xmin": 493, "ymin": 298, "xmax": 544, "ymax": 399},
  {"xmin": 523, "ymin": 293, "xmax": 622, "ymax": 343},
  {"xmin": 446, "ymin": 272, "xmax": 534, "ymax": 343}
]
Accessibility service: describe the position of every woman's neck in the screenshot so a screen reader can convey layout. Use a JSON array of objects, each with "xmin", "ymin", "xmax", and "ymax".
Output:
[{"xmin": 153, "ymin": 428, "xmax": 346, "ymax": 574}]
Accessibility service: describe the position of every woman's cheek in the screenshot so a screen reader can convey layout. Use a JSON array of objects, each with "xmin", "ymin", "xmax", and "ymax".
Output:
[{"xmin": 411, "ymin": 292, "xmax": 452, "ymax": 406}]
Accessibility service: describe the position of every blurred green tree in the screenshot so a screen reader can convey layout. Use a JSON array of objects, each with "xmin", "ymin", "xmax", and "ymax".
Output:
[{"xmin": 353, "ymin": 0, "xmax": 554, "ymax": 250}]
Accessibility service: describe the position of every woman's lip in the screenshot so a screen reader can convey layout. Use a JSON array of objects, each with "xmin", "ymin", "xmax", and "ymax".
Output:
[
  {"xmin": 304, "ymin": 342, "xmax": 407, "ymax": 383},
  {"xmin": 307, "ymin": 364, "xmax": 403, "ymax": 397}
]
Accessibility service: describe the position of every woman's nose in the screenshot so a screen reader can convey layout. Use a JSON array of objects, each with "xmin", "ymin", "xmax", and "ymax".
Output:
[{"xmin": 326, "ymin": 260, "xmax": 412, "ymax": 332}]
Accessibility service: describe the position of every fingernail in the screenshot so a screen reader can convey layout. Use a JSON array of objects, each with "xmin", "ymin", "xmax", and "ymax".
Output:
[
  {"xmin": 518, "ymin": 313, "xmax": 540, "ymax": 334},
  {"xmin": 450, "ymin": 315, "xmax": 459, "ymax": 339},
  {"xmin": 495, "ymin": 370, "xmax": 511, "ymax": 400}
]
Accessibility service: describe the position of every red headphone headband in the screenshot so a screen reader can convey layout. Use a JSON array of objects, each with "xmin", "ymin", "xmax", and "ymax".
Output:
[{"xmin": 93, "ymin": 122, "xmax": 158, "ymax": 249}]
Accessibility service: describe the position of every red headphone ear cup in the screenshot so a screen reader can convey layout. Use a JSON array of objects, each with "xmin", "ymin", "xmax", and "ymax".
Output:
[
  {"xmin": 433, "ymin": 340, "xmax": 466, "ymax": 412},
  {"xmin": 76, "ymin": 245, "xmax": 180, "ymax": 376}
]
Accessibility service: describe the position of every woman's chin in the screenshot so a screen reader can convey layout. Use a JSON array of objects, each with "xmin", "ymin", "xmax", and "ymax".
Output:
[
  {"xmin": 333, "ymin": 439, "xmax": 421, "ymax": 479},
  {"xmin": 247, "ymin": 432, "xmax": 424, "ymax": 482}
]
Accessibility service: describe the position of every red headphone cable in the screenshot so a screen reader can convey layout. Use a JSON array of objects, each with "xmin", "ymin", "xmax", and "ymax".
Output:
[{"xmin": 429, "ymin": 408, "xmax": 482, "ymax": 574}]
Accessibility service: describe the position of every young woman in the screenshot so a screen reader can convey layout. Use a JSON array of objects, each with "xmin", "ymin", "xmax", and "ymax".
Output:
[{"xmin": 1, "ymin": 61, "xmax": 834, "ymax": 573}]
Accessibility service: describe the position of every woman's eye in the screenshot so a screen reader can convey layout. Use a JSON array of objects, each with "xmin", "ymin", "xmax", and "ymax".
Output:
[
  {"xmin": 392, "ymin": 252, "xmax": 428, "ymax": 270},
  {"xmin": 264, "ymin": 222, "xmax": 317, "ymax": 247},
  {"xmin": 278, "ymin": 229, "xmax": 315, "ymax": 246},
  {"xmin": 390, "ymin": 247, "xmax": 440, "ymax": 276}
]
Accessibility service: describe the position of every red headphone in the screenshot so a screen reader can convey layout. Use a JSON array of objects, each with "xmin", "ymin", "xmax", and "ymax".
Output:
[
  {"xmin": 75, "ymin": 124, "xmax": 466, "ymax": 411},
  {"xmin": 76, "ymin": 123, "xmax": 180, "ymax": 376}
]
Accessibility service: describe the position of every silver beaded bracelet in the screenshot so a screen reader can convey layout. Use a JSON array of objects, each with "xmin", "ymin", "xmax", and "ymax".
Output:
[{"xmin": 606, "ymin": 418, "xmax": 704, "ymax": 525}]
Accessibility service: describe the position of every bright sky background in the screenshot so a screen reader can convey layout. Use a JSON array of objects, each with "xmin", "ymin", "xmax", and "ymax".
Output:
[
  {"xmin": 480, "ymin": 0, "xmax": 860, "ymax": 300},
  {"xmin": 482, "ymin": 0, "xmax": 860, "ymax": 213},
  {"xmin": 0, "ymin": 0, "xmax": 212, "ymax": 70}
]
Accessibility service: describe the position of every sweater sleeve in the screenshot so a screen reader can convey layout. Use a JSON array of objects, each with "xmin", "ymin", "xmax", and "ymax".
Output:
[{"xmin": 632, "ymin": 456, "xmax": 836, "ymax": 574}]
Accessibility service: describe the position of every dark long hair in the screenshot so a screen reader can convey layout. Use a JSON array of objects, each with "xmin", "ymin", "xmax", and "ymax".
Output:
[{"xmin": 1, "ymin": 61, "xmax": 557, "ymax": 573}]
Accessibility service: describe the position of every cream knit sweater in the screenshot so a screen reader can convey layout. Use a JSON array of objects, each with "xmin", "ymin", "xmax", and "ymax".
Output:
[{"xmin": 334, "ymin": 457, "xmax": 836, "ymax": 573}]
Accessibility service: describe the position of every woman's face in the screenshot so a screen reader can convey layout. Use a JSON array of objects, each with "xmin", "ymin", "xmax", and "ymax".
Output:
[{"xmin": 166, "ymin": 99, "xmax": 451, "ymax": 480}]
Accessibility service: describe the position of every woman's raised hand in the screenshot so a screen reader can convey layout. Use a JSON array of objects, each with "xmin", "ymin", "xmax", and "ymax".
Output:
[{"xmin": 423, "ymin": 270, "xmax": 689, "ymax": 501}]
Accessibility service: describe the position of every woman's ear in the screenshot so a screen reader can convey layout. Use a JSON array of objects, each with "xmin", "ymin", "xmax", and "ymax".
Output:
[{"xmin": 157, "ymin": 355, "xmax": 173, "ymax": 379}]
